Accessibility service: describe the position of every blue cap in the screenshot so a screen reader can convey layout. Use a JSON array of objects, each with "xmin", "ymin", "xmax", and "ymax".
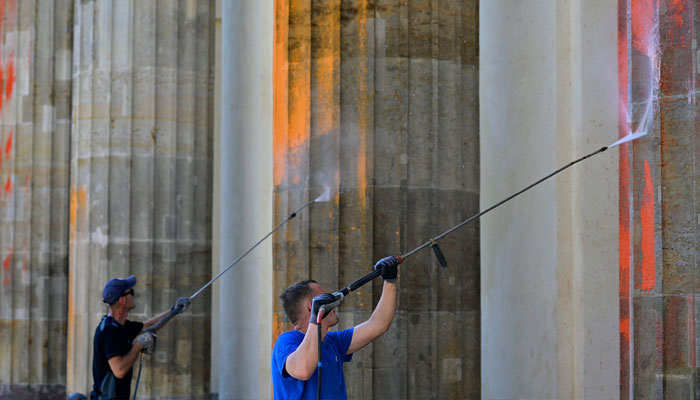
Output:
[{"xmin": 102, "ymin": 275, "xmax": 137, "ymax": 305}]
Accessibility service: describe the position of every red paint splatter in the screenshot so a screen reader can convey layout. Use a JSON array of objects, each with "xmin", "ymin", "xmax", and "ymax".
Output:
[
  {"xmin": 2, "ymin": 246, "xmax": 13, "ymax": 271},
  {"xmin": 5, "ymin": 176, "xmax": 11, "ymax": 195},
  {"xmin": 5, "ymin": 56, "xmax": 15, "ymax": 100},
  {"xmin": 5, "ymin": 130, "xmax": 11, "ymax": 159},
  {"xmin": 631, "ymin": 0, "xmax": 657, "ymax": 56},
  {"xmin": 638, "ymin": 160, "xmax": 655, "ymax": 291},
  {"xmin": 620, "ymin": 315, "xmax": 630, "ymax": 345}
]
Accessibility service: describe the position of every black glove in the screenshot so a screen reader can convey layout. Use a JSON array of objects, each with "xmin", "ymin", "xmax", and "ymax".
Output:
[
  {"xmin": 171, "ymin": 297, "xmax": 191, "ymax": 314},
  {"xmin": 309, "ymin": 293, "xmax": 336, "ymax": 325},
  {"xmin": 374, "ymin": 256, "xmax": 399, "ymax": 283}
]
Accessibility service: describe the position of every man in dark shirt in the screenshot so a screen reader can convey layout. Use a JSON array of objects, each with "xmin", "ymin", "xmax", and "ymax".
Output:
[{"xmin": 91, "ymin": 275, "xmax": 189, "ymax": 400}]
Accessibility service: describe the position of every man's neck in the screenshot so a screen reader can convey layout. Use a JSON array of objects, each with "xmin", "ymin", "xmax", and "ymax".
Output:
[{"xmin": 108, "ymin": 307, "xmax": 128, "ymax": 325}]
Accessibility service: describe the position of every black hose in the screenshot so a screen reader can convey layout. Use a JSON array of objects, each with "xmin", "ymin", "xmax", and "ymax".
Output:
[{"xmin": 132, "ymin": 353, "xmax": 144, "ymax": 400}]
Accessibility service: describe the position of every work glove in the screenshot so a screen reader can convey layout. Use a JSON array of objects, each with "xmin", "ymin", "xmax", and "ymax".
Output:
[
  {"xmin": 309, "ymin": 293, "xmax": 337, "ymax": 325},
  {"xmin": 135, "ymin": 331, "xmax": 156, "ymax": 350},
  {"xmin": 171, "ymin": 297, "xmax": 191, "ymax": 314},
  {"xmin": 374, "ymin": 256, "xmax": 399, "ymax": 283}
]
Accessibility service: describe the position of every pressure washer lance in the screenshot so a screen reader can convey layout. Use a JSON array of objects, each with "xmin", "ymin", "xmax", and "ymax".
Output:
[
  {"xmin": 146, "ymin": 189, "xmax": 331, "ymax": 337},
  {"xmin": 132, "ymin": 189, "xmax": 331, "ymax": 400},
  {"xmin": 313, "ymin": 132, "xmax": 647, "ymax": 400}
]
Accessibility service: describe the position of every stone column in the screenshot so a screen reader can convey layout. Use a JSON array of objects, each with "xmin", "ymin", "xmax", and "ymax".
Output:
[
  {"xmin": 273, "ymin": 1, "xmax": 480, "ymax": 398},
  {"xmin": 0, "ymin": 0, "xmax": 72, "ymax": 396},
  {"xmin": 213, "ymin": 1, "xmax": 273, "ymax": 398},
  {"xmin": 480, "ymin": 0, "xmax": 619, "ymax": 398},
  {"xmin": 66, "ymin": 1, "xmax": 215, "ymax": 397}
]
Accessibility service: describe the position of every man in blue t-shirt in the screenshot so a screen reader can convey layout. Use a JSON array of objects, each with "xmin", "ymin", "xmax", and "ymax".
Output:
[
  {"xmin": 272, "ymin": 256, "xmax": 399, "ymax": 400},
  {"xmin": 91, "ymin": 275, "xmax": 190, "ymax": 400}
]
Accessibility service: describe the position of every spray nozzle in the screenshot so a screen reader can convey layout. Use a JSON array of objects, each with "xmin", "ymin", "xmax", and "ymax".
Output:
[
  {"xmin": 430, "ymin": 240, "xmax": 448, "ymax": 270},
  {"xmin": 314, "ymin": 187, "xmax": 331, "ymax": 203}
]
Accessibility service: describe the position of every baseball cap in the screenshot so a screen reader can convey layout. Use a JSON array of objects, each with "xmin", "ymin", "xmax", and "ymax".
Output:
[{"xmin": 102, "ymin": 275, "xmax": 137, "ymax": 305}]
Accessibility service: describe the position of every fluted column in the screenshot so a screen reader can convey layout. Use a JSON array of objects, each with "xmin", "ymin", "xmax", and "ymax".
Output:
[
  {"xmin": 66, "ymin": 1, "xmax": 215, "ymax": 397},
  {"xmin": 0, "ymin": 0, "xmax": 72, "ymax": 396},
  {"xmin": 273, "ymin": 1, "xmax": 480, "ymax": 398}
]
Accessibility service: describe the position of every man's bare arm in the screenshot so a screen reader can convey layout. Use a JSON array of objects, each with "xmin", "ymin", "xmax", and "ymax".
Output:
[
  {"xmin": 107, "ymin": 341, "xmax": 144, "ymax": 379},
  {"xmin": 284, "ymin": 324, "xmax": 321, "ymax": 380},
  {"xmin": 346, "ymin": 281, "xmax": 397, "ymax": 355}
]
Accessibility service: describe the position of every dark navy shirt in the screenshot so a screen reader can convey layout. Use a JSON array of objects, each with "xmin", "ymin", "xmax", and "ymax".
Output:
[
  {"xmin": 91, "ymin": 315, "xmax": 143, "ymax": 399},
  {"xmin": 272, "ymin": 328, "xmax": 354, "ymax": 400}
]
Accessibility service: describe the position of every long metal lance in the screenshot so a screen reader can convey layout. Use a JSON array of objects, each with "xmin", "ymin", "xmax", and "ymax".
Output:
[
  {"xmin": 314, "ymin": 134, "xmax": 646, "ymax": 400},
  {"xmin": 189, "ymin": 199, "xmax": 315, "ymax": 300},
  {"xmin": 325, "ymin": 132, "xmax": 649, "ymax": 305},
  {"xmin": 400, "ymin": 145, "xmax": 608, "ymax": 260},
  {"xmin": 151, "ymin": 190, "xmax": 331, "ymax": 332}
]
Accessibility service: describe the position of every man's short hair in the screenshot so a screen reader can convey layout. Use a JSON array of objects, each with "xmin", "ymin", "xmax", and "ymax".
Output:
[{"xmin": 279, "ymin": 279, "xmax": 317, "ymax": 325}]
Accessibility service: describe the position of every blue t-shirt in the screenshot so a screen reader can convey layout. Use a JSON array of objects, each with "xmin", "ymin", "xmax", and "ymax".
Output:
[{"xmin": 272, "ymin": 328, "xmax": 354, "ymax": 400}]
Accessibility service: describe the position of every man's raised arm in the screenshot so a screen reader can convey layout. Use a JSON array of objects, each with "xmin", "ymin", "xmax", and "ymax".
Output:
[{"xmin": 346, "ymin": 256, "xmax": 399, "ymax": 354}]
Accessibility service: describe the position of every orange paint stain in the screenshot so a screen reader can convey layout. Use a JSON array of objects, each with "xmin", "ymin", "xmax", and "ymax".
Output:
[
  {"xmin": 4, "ymin": 176, "xmax": 11, "ymax": 195},
  {"xmin": 277, "ymin": 0, "xmax": 311, "ymax": 187},
  {"xmin": 69, "ymin": 187, "xmax": 87, "ymax": 227},
  {"xmin": 273, "ymin": 312, "xmax": 285, "ymax": 342},
  {"xmin": 273, "ymin": 0, "xmax": 290, "ymax": 187},
  {"xmin": 353, "ymin": 2, "xmax": 369, "ymax": 212},
  {"xmin": 5, "ymin": 130, "xmax": 11, "ymax": 159},
  {"xmin": 638, "ymin": 160, "xmax": 655, "ymax": 291},
  {"xmin": 5, "ymin": 56, "xmax": 15, "ymax": 100}
]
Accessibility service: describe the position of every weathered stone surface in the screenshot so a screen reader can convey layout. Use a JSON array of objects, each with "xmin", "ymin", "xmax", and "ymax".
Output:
[{"xmin": 274, "ymin": 1, "xmax": 479, "ymax": 398}]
